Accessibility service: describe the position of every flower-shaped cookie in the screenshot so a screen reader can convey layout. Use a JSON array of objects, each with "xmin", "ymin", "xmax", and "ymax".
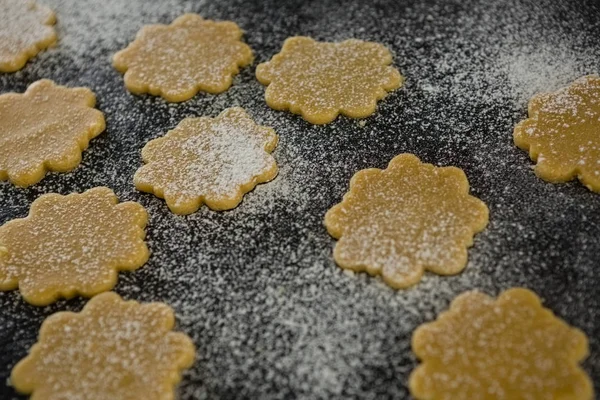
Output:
[
  {"xmin": 0, "ymin": 187, "xmax": 149, "ymax": 306},
  {"xmin": 255, "ymin": 36, "xmax": 403, "ymax": 124},
  {"xmin": 11, "ymin": 292, "xmax": 196, "ymax": 400},
  {"xmin": 134, "ymin": 107, "xmax": 278, "ymax": 215},
  {"xmin": 0, "ymin": 79, "xmax": 105, "ymax": 187},
  {"xmin": 113, "ymin": 13, "xmax": 253, "ymax": 102},
  {"xmin": 0, "ymin": 0, "xmax": 57, "ymax": 72},
  {"xmin": 410, "ymin": 288, "xmax": 593, "ymax": 400},
  {"xmin": 324, "ymin": 153, "xmax": 488, "ymax": 289},
  {"xmin": 514, "ymin": 75, "xmax": 600, "ymax": 192}
]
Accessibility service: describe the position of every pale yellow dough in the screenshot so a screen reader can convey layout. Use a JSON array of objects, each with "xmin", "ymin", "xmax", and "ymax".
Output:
[
  {"xmin": 0, "ymin": 79, "xmax": 106, "ymax": 187},
  {"xmin": 134, "ymin": 107, "xmax": 278, "ymax": 215},
  {"xmin": 113, "ymin": 13, "xmax": 253, "ymax": 102},
  {"xmin": 0, "ymin": 187, "xmax": 149, "ymax": 306},
  {"xmin": 324, "ymin": 153, "xmax": 488, "ymax": 289},
  {"xmin": 0, "ymin": 0, "xmax": 57, "ymax": 72},
  {"xmin": 514, "ymin": 75, "xmax": 600, "ymax": 192},
  {"xmin": 410, "ymin": 288, "xmax": 593, "ymax": 400},
  {"xmin": 256, "ymin": 36, "xmax": 403, "ymax": 124},
  {"xmin": 11, "ymin": 292, "xmax": 196, "ymax": 400}
]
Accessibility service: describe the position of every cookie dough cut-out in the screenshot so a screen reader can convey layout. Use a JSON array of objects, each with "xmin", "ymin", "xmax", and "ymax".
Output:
[
  {"xmin": 135, "ymin": 107, "xmax": 278, "ymax": 215},
  {"xmin": 410, "ymin": 288, "xmax": 593, "ymax": 400},
  {"xmin": 255, "ymin": 36, "xmax": 403, "ymax": 124},
  {"xmin": 0, "ymin": 187, "xmax": 148, "ymax": 306},
  {"xmin": 514, "ymin": 75, "xmax": 600, "ymax": 192},
  {"xmin": 0, "ymin": 0, "xmax": 57, "ymax": 72},
  {"xmin": 324, "ymin": 153, "xmax": 488, "ymax": 289},
  {"xmin": 0, "ymin": 79, "xmax": 105, "ymax": 187},
  {"xmin": 11, "ymin": 292, "xmax": 195, "ymax": 400},
  {"xmin": 113, "ymin": 13, "xmax": 253, "ymax": 102}
]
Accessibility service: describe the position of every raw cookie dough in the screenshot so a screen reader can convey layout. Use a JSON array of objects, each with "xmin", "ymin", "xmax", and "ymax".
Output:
[
  {"xmin": 134, "ymin": 107, "xmax": 278, "ymax": 215},
  {"xmin": 0, "ymin": 79, "xmax": 105, "ymax": 187},
  {"xmin": 324, "ymin": 153, "xmax": 488, "ymax": 289},
  {"xmin": 0, "ymin": 0, "xmax": 57, "ymax": 72},
  {"xmin": 113, "ymin": 13, "xmax": 253, "ymax": 102},
  {"xmin": 11, "ymin": 292, "xmax": 195, "ymax": 400},
  {"xmin": 255, "ymin": 36, "xmax": 403, "ymax": 124},
  {"xmin": 410, "ymin": 288, "xmax": 593, "ymax": 400},
  {"xmin": 514, "ymin": 75, "xmax": 600, "ymax": 192},
  {"xmin": 0, "ymin": 187, "xmax": 149, "ymax": 306}
]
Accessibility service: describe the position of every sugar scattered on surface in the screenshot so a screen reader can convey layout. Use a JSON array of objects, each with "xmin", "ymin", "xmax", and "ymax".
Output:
[{"xmin": 1, "ymin": 0, "xmax": 600, "ymax": 399}]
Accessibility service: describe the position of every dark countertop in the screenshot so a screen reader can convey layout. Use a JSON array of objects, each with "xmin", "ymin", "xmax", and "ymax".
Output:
[{"xmin": 1, "ymin": 0, "xmax": 599, "ymax": 398}]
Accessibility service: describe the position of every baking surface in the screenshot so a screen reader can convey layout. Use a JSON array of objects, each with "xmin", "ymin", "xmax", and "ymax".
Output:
[{"xmin": 1, "ymin": 0, "xmax": 599, "ymax": 398}]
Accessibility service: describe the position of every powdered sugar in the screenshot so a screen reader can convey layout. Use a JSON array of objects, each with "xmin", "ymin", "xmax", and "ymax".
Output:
[
  {"xmin": 1, "ymin": 0, "xmax": 600, "ymax": 398},
  {"xmin": 181, "ymin": 118, "xmax": 274, "ymax": 198},
  {"xmin": 134, "ymin": 107, "xmax": 278, "ymax": 214}
]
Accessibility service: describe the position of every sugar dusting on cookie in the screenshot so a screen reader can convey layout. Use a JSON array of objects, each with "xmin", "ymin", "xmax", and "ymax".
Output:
[
  {"xmin": 134, "ymin": 107, "xmax": 278, "ymax": 214},
  {"xmin": 0, "ymin": 188, "xmax": 148, "ymax": 306},
  {"xmin": 0, "ymin": 0, "xmax": 57, "ymax": 72},
  {"xmin": 10, "ymin": 292, "xmax": 195, "ymax": 399}
]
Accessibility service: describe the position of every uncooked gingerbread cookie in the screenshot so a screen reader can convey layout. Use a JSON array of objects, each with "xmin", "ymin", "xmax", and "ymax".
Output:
[
  {"xmin": 255, "ymin": 36, "xmax": 403, "ymax": 124},
  {"xmin": 0, "ymin": 0, "xmax": 57, "ymax": 72},
  {"xmin": 514, "ymin": 75, "xmax": 600, "ymax": 192},
  {"xmin": 0, "ymin": 79, "xmax": 105, "ymax": 187},
  {"xmin": 134, "ymin": 107, "xmax": 278, "ymax": 214},
  {"xmin": 324, "ymin": 154, "xmax": 488, "ymax": 289},
  {"xmin": 11, "ymin": 292, "xmax": 195, "ymax": 400},
  {"xmin": 410, "ymin": 288, "xmax": 593, "ymax": 400},
  {"xmin": 113, "ymin": 13, "xmax": 253, "ymax": 102},
  {"xmin": 0, "ymin": 187, "xmax": 149, "ymax": 306}
]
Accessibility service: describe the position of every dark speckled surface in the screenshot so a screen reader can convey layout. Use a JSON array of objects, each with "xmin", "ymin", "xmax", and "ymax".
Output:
[{"xmin": 1, "ymin": 0, "xmax": 600, "ymax": 398}]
